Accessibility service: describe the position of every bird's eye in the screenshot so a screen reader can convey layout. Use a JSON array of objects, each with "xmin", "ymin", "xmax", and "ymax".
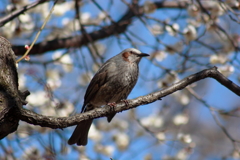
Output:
[{"xmin": 130, "ymin": 51, "xmax": 133, "ymax": 54}]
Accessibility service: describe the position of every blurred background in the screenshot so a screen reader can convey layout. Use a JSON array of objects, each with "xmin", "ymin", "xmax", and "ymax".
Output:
[{"xmin": 1, "ymin": 0, "xmax": 240, "ymax": 159}]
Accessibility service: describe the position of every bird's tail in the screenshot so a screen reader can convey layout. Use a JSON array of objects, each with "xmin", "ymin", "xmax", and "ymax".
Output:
[{"xmin": 68, "ymin": 119, "xmax": 93, "ymax": 146}]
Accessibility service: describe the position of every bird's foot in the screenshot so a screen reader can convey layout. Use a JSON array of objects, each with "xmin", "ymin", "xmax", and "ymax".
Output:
[
  {"xmin": 107, "ymin": 102, "xmax": 116, "ymax": 111},
  {"xmin": 121, "ymin": 99, "xmax": 129, "ymax": 106}
]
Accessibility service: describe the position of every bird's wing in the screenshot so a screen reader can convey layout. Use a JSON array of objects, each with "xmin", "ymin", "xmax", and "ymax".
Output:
[{"xmin": 81, "ymin": 62, "xmax": 111, "ymax": 113}]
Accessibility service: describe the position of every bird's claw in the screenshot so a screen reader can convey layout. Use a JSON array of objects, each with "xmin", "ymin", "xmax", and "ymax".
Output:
[
  {"xmin": 107, "ymin": 102, "xmax": 116, "ymax": 111},
  {"xmin": 121, "ymin": 99, "xmax": 129, "ymax": 106}
]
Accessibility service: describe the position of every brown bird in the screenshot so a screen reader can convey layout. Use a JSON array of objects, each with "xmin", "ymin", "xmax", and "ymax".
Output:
[{"xmin": 68, "ymin": 48, "xmax": 149, "ymax": 146}]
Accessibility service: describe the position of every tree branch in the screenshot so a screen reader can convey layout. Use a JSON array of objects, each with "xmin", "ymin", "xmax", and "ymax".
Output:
[
  {"xmin": 11, "ymin": 1, "xmax": 239, "ymax": 56},
  {"xmin": 15, "ymin": 67, "xmax": 240, "ymax": 129},
  {"xmin": 0, "ymin": 0, "xmax": 49, "ymax": 27}
]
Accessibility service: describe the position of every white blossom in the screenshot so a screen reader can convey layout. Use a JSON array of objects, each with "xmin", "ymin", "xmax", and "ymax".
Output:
[
  {"xmin": 187, "ymin": 4, "xmax": 200, "ymax": 17},
  {"xmin": 89, "ymin": 124, "xmax": 102, "ymax": 142},
  {"xmin": 98, "ymin": 12, "xmax": 107, "ymax": 21},
  {"xmin": 172, "ymin": 91, "xmax": 190, "ymax": 106},
  {"xmin": 209, "ymin": 54, "xmax": 228, "ymax": 64},
  {"xmin": 165, "ymin": 42, "xmax": 183, "ymax": 54},
  {"xmin": 156, "ymin": 132, "xmax": 166, "ymax": 141},
  {"xmin": 232, "ymin": 149, "xmax": 240, "ymax": 159},
  {"xmin": 18, "ymin": 73, "xmax": 26, "ymax": 90},
  {"xmin": 78, "ymin": 72, "xmax": 93, "ymax": 86},
  {"xmin": 46, "ymin": 69, "xmax": 62, "ymax": 90},
  {"xmin": 183, "ymin": 25, "xmax": 197, "ymax": 43},
  {"xmin": 173, "ymin": 114, "xmax": 189, "ymax": 126},
  {"xmin": 166, "ymin": 23, "xmax": 179, "ymax": 36},
  {"xmin": 150, "ymin": 24, "xmax": 164, "ymax": 36},
  {"xmin": 140, "ymin": 115, "xmax": 163, "ymax": 128},
  {"xmin": 176, "ymin": 148, "xmax": 189, "ymax": 160},
  {"xmin": 94, "ymin": 145, "xmax": 114, "ymax": 156},
  {"xmin": 218, "ymin": 65, "xmax": 235, "ymax": 77},
  {"xmin": 114, "ymin": 133, "xmax": 129, "ymax": 150},
  {"xmin": 1, "ymin": 21, "xmax": 17, "ymax": 38},
  {"xmin": 177, "ymin": 133, "xmax": 192, "ymax": 144},
  {"xmin": 19, "ymin": 14, "xmax": 32, "ymax": 23},
  {"xmin": 53, "ymin": 2, "xmax": 74, "ymax": 16},
  {"xmin": 143, "ymin": 1, "xmax": 157, "ymax": 14},
  {"xmin": 203, "ymin": 1, "xmax": 225, "ymax": 17},
  {"xmin": 154, "ymin": 50, "xmax": 167, "ymax": 62},
  {"xmin": 52, "ymin": 51, "xmax": 73, "ymax": 72},
  {"xmin": 57, "ymin": 101, "xmax": 74, "ymax": 117},
  {"xmin": 27, "ymin": 90, "xmax": 48, "ymax": 106}
]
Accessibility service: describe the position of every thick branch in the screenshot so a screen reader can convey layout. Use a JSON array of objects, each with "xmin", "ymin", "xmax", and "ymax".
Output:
[
  {"xmin": 0, "ymin": 37, "xmax": 23, "ymax": 139},
  {"xmin": 15, "ymin": 67, "xmax": 240, "ymax": 129}
]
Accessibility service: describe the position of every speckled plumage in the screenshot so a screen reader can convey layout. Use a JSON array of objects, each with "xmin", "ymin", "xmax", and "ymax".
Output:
[{"xmin": 68, "ymin": 48, "xmax": 149, "ymax": 146}]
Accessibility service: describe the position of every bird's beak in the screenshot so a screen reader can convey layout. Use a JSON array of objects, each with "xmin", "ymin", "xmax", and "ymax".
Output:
[{"xmin": 138, "ymin": 53, "xmax": 149, "ymax": 57}]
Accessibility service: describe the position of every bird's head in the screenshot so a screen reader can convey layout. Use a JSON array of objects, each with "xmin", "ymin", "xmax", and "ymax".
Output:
[{"xmin": 120, "ymin": 48, "xmax": 149, "ymax": 64}]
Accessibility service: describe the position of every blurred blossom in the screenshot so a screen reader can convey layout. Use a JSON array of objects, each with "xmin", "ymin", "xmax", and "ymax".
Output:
[
  {"xmin": 14, "ymin": 0, "xmax": 29, "ymax": 6},
  {"xmin": 203, "ymin": 1, "xmax": 225, "ymax": 17},
  {"xmin": 140, "ymin": 115, "xmax": 163, "ymax": 129},
  {"xmin": 98, "ymin": 12, "xmax": 107, "ymax": 21},
  {"xmin": 89, "ymin": 43, "xmax": 106, "ymax": 56},
  {"xmin": 96, "ymin": 119, "xmax": 111, "ymax": 131},
  {"xmin": 111, "ymin": 119, "xmax": 129, "ymax": 131},
  {"xmin": 17, "ymin": 124, "xmax": 30, "ymax": 138},
  {"xmin": 152, "ymin": 50, "xmax": 167, "ymax": 62},
  {"xmin": 221, "ymin": 34, "xmax": 240, "ymax": 54},
  {"xmin": 150, "ymin": 24, "xmax": 164, "ymax": 36},
  {"xmin": 177, "ymin": 133, "xmax": 192, "ymax": 144},
  {"xmin": 166, "ymin": 23, "xmax": 179, "ymax": 36},
  {"xmin": 89, "ymin": 124, "xmax": 102, "ymax": 142},
  {"xmin": 1, "ymin": 21, "xmax": 17, "ymax": 38},
  {"xmin": 31, "ymin": 3, "xmax": 49, "ymax": 19},
  {"xmin": 22, "ymin": 147, "xmax": 40, "ymax": 160},
  {"xmin": 57, "ymin": 101, "xmax": 74, "ymax": 117},
  {"xmin": 226, "ymin": 0, "xmax": 239, "ymax": 6},
  {"xmin": 143, "ymin": 1, "xmax": 157, "ymax": 14},
  {"xmin": 39, "ymin": 99, "xmax": 60, "ymax": 116},
  {"xmin": 113, "ymin": 133, "xmax": 129, "ymax": 150},
  {"xmin": 81, "ymin": 12, "xmax": 91, "ymax": 24},
  {"xmin": 197, "ymin": 13, "xmax": 210, "ymax": 24},
  {"xmin": 18, "ymin": 73, "xmax": 26, "ymax": 90},
  {"xmin": 218, "ymin": 65, "xmax": 235, "ymax": 77},
  {"xmin": 172, "ymin": 91, "xmax": 190, "ymax": 106},
  {"xmin": 46, "ymin": 69, "xmax": 62, "ymax": 90},
  {"xmin": 176, "ymin": 148, "xmax": 190, "ymax": 160},
  {"xmin": 92, "ymin": 63, "xmax": 100, "ymax": 73},
  {"xmin": 27, "ymin": 91, "xmax": 48, "ymax": 106},
  {"xmin": 102, "ymin": 145, "xmax": 115, "ymax": 156},
  {"xmin": 173, "ymin": 114, "xmax": 189, "ymax": 126},
  {"xmin": 78, "ymin": 72, "xmax": 93, "ymax": 86},
  {"xmin": 209, "ymin": 54, "xmax": 228, "ymax": 64},
  {"xmin": 156, "ymin": 132, "xmax": 166, "ymax": 141},
  {"xmin": 144, "ymin": 154, "xmax": 152, "ymax": 160},
  {"xmin": 183, "ymin": 25, "xmax": 197, "ymax": 43},
  {"xmin": 94, "ymin": 145, "xmax": 114, "ymax": 156},
  {"xmin": 187, "ymin": 4, "xmax": 200, "ymax": 17},
  {"xmin": 53, "ymin": 2, "xmax": 73, "ymax": 16},
  {"xmin": 165, "ymin": 42, "xmax": 183, "ymax": 54},
  {"xmin": 62, "ymin": 17, "xmax": 71, "ymax": 26},
  {"xmin": 79, "ymin": 155, "xmax": 90, "ymax": 160},
  {"xmin": 187, "ymin": 19, "xmax": 202, "ymax": 28},
  {"xmin": 232, "ymin": 149, "xmax": 240, "ymax": 159},
  {"xmin": 158, "ymin": 71, "xmax": 179, "ymax": 88},
  {"xmin": 19, "ymin": 14, "xmax": 32, "ymax": 23},
  {"xmin": 52, "ymin": 51, "xmax": 73, "ymax": 72}
]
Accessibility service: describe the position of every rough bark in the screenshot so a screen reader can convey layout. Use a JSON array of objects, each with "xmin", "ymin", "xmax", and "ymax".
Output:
[{"xmin": 0, "ymin": 36, "xmax": 29, "ymax": 139}]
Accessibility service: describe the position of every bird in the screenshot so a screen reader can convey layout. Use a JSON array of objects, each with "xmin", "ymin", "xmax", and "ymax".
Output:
[{"xmin": 68, "ymin": 48, "xmax": 149, "ymax": 146}]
